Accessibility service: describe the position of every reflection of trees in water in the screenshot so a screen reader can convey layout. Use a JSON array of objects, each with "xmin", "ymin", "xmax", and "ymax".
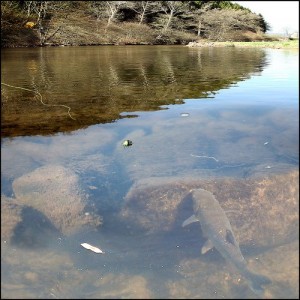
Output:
[
  {"xmin": 160, "ymin": 55, "xmax": 177, "ymax": 85},
  {"xmin": 33, "ymin": 47, "xmax": 267, "ymax": 102},
  {"xmin": 27, "ymin": 49, "xmax": 60, "ymax": 102},
  {"xmin": 139, "ymin": 63, "xmax": 150, "ymax": 90},
  {"xmin": 107, "ymin": 64, "xmax": 121, "ymax": 108},
  {"xmin": 95, "ymin": 47, "xmax": 267, "ymax": 105},
  {"xmin": 2, "ymin": 47, "xmax": 267, "ymax": 137}
]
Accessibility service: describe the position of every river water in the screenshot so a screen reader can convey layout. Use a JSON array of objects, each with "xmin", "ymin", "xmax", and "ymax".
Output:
[{"xmin": 1, "ymin": 45, "xmax": 299, "ymax": 299}]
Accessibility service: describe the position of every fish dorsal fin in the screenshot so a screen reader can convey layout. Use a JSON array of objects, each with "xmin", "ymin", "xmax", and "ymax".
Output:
[
  {"xmin": 201, "ymin": 239, "xmax": 214, "ymax": 254},
  {"xmin": 225, "ymin": 229, "xmax": 236, "ymax": 246},
  {"xmin": 182, "ymin": 214, "xmax": 199, "ymax": 227}
]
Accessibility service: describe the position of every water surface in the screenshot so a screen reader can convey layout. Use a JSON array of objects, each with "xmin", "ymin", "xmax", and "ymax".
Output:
[{"xmin": 1, "ymin": 46, "xmax": 299, "ymax": 299}]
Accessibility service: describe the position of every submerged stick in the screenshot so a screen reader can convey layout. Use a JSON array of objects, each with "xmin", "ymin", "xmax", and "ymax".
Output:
[
  {"xmin": 190, "ymin": 153, "xmax": 219, "ymax": 162},
  {"xmin": 1, "ymin": 82, "xmax": 76, "ymax": 120}
]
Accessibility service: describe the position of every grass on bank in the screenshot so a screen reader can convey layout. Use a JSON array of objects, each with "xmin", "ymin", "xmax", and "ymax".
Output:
[{"xmin": 214, "ymin": 39, "xmax": 299, "ymax": 49}]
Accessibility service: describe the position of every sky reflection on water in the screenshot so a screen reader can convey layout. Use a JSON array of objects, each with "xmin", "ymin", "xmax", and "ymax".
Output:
[{"xmin": 1, "ymin": 47, "xmax": 299, "ymax": 299}]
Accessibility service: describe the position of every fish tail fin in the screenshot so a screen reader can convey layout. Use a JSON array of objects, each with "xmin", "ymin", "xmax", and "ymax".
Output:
[{"xmin": 246, "ymin": 271, "xmax": 272, "ymax": 295}]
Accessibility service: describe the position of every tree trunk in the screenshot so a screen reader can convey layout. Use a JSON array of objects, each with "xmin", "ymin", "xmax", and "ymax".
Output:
[
  {"xmin": 163, "ymin": 10, "xmax": 173, "ymax": 32},
  {"xmin": 138, "ymin": 1, "xmax": 149, "ymax": 25},
  {"xmin": 197, "ymin": 20, "xmax": 201, "ymax": 36},
  {"xmin": 139, "ymin": 9, "xmax": 145, "ymax": 24}
]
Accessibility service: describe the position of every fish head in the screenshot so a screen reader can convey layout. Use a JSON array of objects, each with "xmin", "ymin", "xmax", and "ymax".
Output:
[{"xmin": 191, "ymin": 188, "xmax": 215, "ymax": 213}]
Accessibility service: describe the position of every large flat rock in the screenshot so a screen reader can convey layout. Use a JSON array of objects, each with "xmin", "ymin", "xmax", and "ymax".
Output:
[
  {"xmin": 120, "ymin": 170, "xmax": 299, "ymax": 248},
  {"xmin": 12, "ymin": 165, "xmax": 102, "ymax": 235}
]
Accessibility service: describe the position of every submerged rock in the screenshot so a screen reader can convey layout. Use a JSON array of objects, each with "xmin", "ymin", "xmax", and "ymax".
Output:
[
  {"xmin": 120, "ymin": 170, "xmax": 299, "ymax": 248},
  {"xmin": 1, "ymin": 195, "xmax": 22, "ymax": 241},
  {"xmin": 1, "ymin": 195, "xmax": 61, "ymax": 247},
  {"xmin": 12, "ymin": 165, "xmax": 102, "ymax": 236}
]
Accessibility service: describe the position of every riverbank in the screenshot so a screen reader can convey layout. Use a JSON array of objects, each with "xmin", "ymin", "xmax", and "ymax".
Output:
[
  {"xmin": 1, "ymin": 4, "xmax": 281, "ymax": 49},
  {"xmin": 187, "ymin": 40, "xmax": 299, "ymax": 49}
]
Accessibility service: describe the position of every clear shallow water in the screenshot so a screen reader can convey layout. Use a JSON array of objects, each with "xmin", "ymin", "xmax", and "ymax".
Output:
[{"xmin": 1, "ymin": 46, "xmax": 299, "ymax": 299}]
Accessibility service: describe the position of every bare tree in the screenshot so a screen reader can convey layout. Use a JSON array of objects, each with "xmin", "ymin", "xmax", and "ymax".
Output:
[
  {"xmin": 24, "ymin": 1, "xmax": 67, "ymax": 45},
  {"xmin": 200, "ymin": 9, "xmax": 263, "ymax": 41},
  {"xmin": 87, "ymin": 1, "xmax": 125, "ymax": 31},
  {"xmin": 23, "ymin": 1, "xmax": 34, "ymax": 19},
  {"xmin": 105, "ymin": 1, "xmax": 126, "ymax": 29},
  {"xmin": 282, "ymin": 26, "xmax": 292, "ymax": 39},
  {"xmin": 128, "ymin": 1, "xmax": 157, "ymax": 24},
  {"xmin": 26, "ymin": 1, "xmax": 50, "ymax": 45},
  {"xmin": 160, "ymin": 1, "xmax": 189, "ymax": 32},
  {"xmin": 189, "ymin": 2, "xmax": 216, "ymax": 37}
]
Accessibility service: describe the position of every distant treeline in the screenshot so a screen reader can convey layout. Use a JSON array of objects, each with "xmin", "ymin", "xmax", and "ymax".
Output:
[{"xmin": 1, "ymin": 1, "xmax": 271, "ymax": 47}]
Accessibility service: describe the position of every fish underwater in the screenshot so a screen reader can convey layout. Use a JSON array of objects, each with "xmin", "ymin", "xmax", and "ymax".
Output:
[{"xmin": 182, "ymin": 188, "xmax": 271, "ymax": 296}]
